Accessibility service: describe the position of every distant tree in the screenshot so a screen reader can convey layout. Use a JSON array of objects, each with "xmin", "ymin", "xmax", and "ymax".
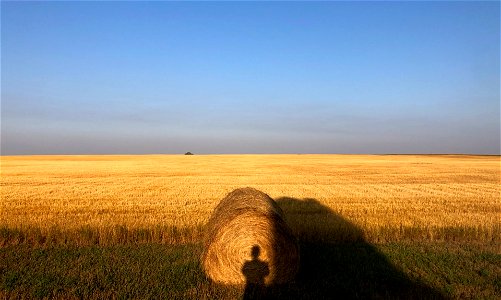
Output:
[{"xmin": 185, "ymin": 152, "xmax": 194, "ymax": 155}]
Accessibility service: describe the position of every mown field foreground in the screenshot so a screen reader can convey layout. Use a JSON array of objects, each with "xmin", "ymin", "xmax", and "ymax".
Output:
[
  {"xmin": 1, "ymin": 242, "xmax": 499, "ymax": 299},
  {"xmin": 1, "ymin": 154, "xmax": 500, "ymax": 298}
]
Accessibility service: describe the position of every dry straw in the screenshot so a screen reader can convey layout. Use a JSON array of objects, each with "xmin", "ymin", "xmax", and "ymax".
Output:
[{"xmin": 202, "ymin": 187, "xmax": 299, "ymax": 285}]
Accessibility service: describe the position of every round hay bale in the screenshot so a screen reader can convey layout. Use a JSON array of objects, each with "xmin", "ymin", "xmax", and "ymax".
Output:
[{"xmin": 202, "ymin": 187, "xmax": 299, "ymax": 285}]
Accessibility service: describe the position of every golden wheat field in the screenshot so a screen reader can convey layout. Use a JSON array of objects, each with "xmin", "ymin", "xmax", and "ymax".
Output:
[{"xmin": 1, "ymin": 154, "xmax": 500, "ymax": 246}]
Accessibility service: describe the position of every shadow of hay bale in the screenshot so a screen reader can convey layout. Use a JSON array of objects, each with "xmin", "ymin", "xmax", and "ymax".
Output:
[
  {"xmin": 278, "ymin": 197, "xmax": 366, "ymax": 243},
  {"xmin": 265, "ymin": 197, "xmax": 446, "ymax": 299},
  {"xmin": 201, "ymin": 188, "xmax": 299, "ymax": 286}
]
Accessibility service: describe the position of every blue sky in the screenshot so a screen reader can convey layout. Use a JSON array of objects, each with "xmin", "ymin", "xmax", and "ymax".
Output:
[{"xmin": 1, "ymin": 1, "xmax": 499, "ymax": 154}]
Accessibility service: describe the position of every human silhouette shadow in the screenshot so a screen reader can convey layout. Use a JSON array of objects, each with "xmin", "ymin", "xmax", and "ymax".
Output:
[
  {"xmin": 242, "ymin": 245, "xmax": 270, "ymax": 300},
  {"xmin": 265, "ymin": 197, "xmax": 446, "ymax": 300}
]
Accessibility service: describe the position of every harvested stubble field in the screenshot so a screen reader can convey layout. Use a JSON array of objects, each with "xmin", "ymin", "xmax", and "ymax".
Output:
[{"xmin": 1, "ymin": 154, "xmax": 500, "ymax": 299}]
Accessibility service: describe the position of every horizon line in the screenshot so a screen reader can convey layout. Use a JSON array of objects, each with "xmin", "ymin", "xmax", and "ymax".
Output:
[{"xmin": 1, "ymin": 153, "xmax": 500, "ymax": 157}]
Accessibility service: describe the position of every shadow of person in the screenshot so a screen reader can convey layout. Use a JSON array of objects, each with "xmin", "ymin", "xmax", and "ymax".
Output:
[
  {"xmin": 270, "ymin": 197, "xmax": 446, "ymax": 299},
  {"xmin": 242, "ymin": 245, "xmax": 270, "ymax": 300}
]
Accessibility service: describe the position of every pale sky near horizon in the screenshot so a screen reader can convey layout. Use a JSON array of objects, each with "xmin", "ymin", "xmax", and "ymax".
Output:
[{"xmin": 1, "ymin": 1, "xmax": 500, "ymax": 155}]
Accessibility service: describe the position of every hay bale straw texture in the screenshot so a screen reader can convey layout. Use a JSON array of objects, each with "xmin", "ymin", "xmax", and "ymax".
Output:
[{"xmin": 202, "ymin": 187, "xmax": 299, "ymax": 285}]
